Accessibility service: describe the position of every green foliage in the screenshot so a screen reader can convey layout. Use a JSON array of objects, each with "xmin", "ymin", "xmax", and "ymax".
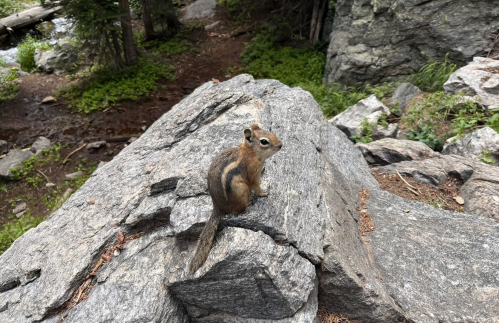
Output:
[
  {"xmin": 0, "ymin": 0, "xmax": 33, "ymax": 18},
  {"xmin": 10, "ymin": 144, "xmax": 63, "ymax": 180},
  {"xmin": 402, "ymin": 92, "xmax": 455, "ymax": 129},
  {"xmin": 350, "ymin": 118, "xmax": 375, "ymax": 144},
  {"xmin": 219, "ymin": 0, "xmax": 269, "ymax": 13},
  {"xmin": 0, "ymin": 69, "xmax": 19, "ymax": 102},
  {"xmin": 478, "ymin": 149, "xmax": 496, "ymax": 165},
  {"xmin": 0, "ymin": 56, "xmax": 6, "ymax": 67},
  {"xmin": 406, "ymin": 123, "xmax": 444, "ymax": 151},
  {"xmin": 449, "ymin": 100, "xmax": 484, "ymax": 137},
  {"xmin": 408, "ymin": 54, "xmax": 457, "ymax": 92},
  {"xmin": 486, "ymin": 109, "xmax": 499, "ymax": 133},
  {"xmin": 16, "ymin": 35, "xmax": 51, "ymax": 71},
  {"xmin": 0, "ymin": 213, "xmax": 44, "ymax": 255},
  {"xmin": 140, "ymin": 37, "xmax": 190, "ymax": 55},
  {"xmin": 57, "ymin": 60, "xmax": 175, "ymax": 113}
]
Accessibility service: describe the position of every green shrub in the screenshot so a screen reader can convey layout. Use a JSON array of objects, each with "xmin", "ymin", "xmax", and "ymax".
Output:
[
  {"xmin": 350, "ymin": 118, "xmax": 375, "ymax": 144},
  {"xmin": 0, "ymin": 68, "xmax": 18, "ymax": 101},
  {"xmin": 479, "ymin": 149, "xmax": 496, "ymax": 165},
  {"xmin": 142, "ymin": 37, "xmax": 191, "ymax": 55},
  {"xmin": 57, "ymin": 60, "xmax": 175, "ymax": 113},
  {"xmin": 0, "ymin": 213, "xmax": 44, "ymax": 255},
  {"xmin": 16, "ymin": 35, "xmax": 52, "ymax": 71},
  {"xmin": 0, "ymin": 56, "xmax": 6, "ymax": 67},
  {"xmin": 408, "ymin": 54, "xmax": 457, "ymax": 92},
  {"xmin": 406, "ymin": 123, "xmax": 444, "ymax": 151}
]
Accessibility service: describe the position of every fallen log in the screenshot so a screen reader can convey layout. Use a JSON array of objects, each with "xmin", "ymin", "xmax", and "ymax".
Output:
[{"xmin": 0, "ymin": 6, "xmax": 60, "ymax": 36}]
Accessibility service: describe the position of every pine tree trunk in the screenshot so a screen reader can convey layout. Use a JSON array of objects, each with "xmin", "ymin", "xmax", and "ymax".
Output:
[
  {"xmin": 164, "ymin": 0, "xmax": 180, "ymax": 36},
  {"xmin": 142, "ymin": 0, "xmax": 155, "ymax": 41},
  {"xmin": 119, "ymin": 0, "xmax": 139, "ymax": 66}
]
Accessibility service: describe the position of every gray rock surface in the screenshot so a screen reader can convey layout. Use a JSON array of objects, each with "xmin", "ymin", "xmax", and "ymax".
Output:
[
  {"xmin": 86, "ymin": 141, "xmax": 107, "ymax": 149},
  {"xmin": 444, "ymin": 57, "xmax": 499, "ymax": 110},
  {"xmin": 1, "ymin": 75, "xmax": 499, "ymax": 323},
  {"xmin": 390, "ymin": 83, "xmax": 421, "ymax": 114},
  {"xmin": 373, "ymin": 154, "xmax": 475, "ymax": 188},
  {"xmin": 169, "ymin": 227, "xmax": 316, "ymax": 320},
  {"xmin": 0, "ymin": 149, "xmax": 34, "ymax": 179},
  {"xmin": 356, "ymin": 138, "xmax": 437, "ymax": 166},
  {"xmin": 461, "ymin": 166, "xmax": 499, "ymax": 220},
  {"xmin": 34, "ymin": 40, "xmax": 79, "ymax": 73},
  {"xmin": 329, "ymin": 95, "xmax": 390, "ymax": 138},
  {"xmin": 442, "ymin": 127, "xmax": 499, "ymax": 165},
  {"xmin": 31, "ymin": 136, "xmax": 51, "ymax": 156},
  {"xmin": 0, "ymin": 67, "xmax": 12, "ymax": 79},
  {"xmin": 180, "ymin": 0, "xmax": 216, "ymax": 21},
  {"xmin": 0, "ymin": 139, "xmax": 8, "ymax": 154},
  {"xmin": 372, "ymin": 123, "xmax": 398, "ymax": 141},
  {"xmin": 324, "ymin": 1, "xmax": 499, "ymax": 85}
]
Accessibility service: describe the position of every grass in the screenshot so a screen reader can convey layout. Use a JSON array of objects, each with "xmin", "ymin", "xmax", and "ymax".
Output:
[
  {"xmin": 407, "ymin": 54, "xmax": 457, "ymax": 92},
  {"xmin": 0, "ymin": 0, "xmax": 33, "ymax": 18},
  {"xmin": 139, "ymin": 36, "xmax": 191, "ymax": 55},
  {"xmin": 56, "ymin": 60, "xmax": 175, "ymax": 113},
  {"xmin": 0, "ymin": 213, "xmax": 44, "ymax": 256},
  {"xmin": 16, "ymin": 34, "xmax": 52, "ymax": 71}
]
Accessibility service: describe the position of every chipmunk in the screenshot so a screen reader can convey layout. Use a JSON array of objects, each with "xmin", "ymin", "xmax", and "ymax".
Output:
[{"xmin": 188, "ymin": 124, "xmax": 283, "ymax": 274}]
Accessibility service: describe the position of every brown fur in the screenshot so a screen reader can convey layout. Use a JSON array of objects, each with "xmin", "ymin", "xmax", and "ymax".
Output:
[{"xmin": 188, "ymin": 124, "xmax": 282, "ymax": 274}]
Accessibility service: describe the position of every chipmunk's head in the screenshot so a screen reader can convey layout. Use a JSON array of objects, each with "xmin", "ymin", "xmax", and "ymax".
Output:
[{"xmin": 243, "ymin": 124, "xmax": 282, "ymax": 160}]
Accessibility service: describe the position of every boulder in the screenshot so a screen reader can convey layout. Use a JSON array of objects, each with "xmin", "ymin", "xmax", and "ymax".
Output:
[
  {"xmin": 324, "ymin": 1, "xmax": 499, "ymax": 85},
  {"xmin": 444, "ymin": 57, "xmax": 499, "ymax": 110},
  {"xmin": 1, "ymin": 75, "xmax": 499, "ymax": 323},
  {"xmin": 0, "ymin": 149, "xmax": 34, "ymax": 180},
  {"xmin": 372, "ymin": 123, "xmax": 399, "ymax": 141},
  {"xmin": 442, "ymin": 127, "xmax": 499, "ymax": 165},
  {"xmin": 390, "ymin": 83, "xmax": 421, "ymax": 114},
  {"xmin": 356, "ymin": 138, "xmax": 438, "ymax": 166},
  {"xmin": 329, "ymin": 95, "xmax": 390, "ymax": 138},
  {"xmin": 31, "ymin": 136, "xmax": 51, "ymax": 156},
  {"xmin": 0, "ymin": 67, "xmax": 13, "ymax": 79},
  {"xmin": 34, "ymin": 40, "xmax": 79, "ymax": 74},
  {"xmin": 180, "ymin": 0, "xmax": 216, "ymax": 21},
  {"xmin": 169, "ymin": 227, "xmax": 316, "ymax": 320},
  {"xmin": 373, "ymin": 154, "xmax": 475, "ymax": 188},
  {"xmin": 461, "ymin": 166, "xmax": 499, "ymax": 220}
]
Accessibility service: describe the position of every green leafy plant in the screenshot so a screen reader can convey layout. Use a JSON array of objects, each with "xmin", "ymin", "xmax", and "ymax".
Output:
[
  {"xmin": 0, "ymin": 56, "xmax": 6, "ymax": 67},
  {"xmin": 0, "ymin": 0, "xmax": 30, "ymax": 18},
  {"xmin": 56, "ymin": 60, "xmax": 175, "ymax": 113},
  {"xmin": 406, "ymin": 123, "xmax": 444, "ymax": 150},
  {"xmin": 0, "ymin": 213, "xmax": 44, "ymax": 255},
  {"xmin": 350, "ymin": 118, "xmax": 375, "ymax": 144},
  {"xmin": 408, "ymin": 54, "xmax": 457, "ymax": 92},
  {"xmin": 478, "ymin": 149, "xmax": 496, "ymax": 165},
  {"xmin": 16, "ymin": 35, "xmax": 52, "ymax": 71}
]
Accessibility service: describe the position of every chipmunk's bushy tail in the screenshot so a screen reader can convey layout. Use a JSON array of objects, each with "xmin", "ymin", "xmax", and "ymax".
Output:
[{"xmin": 188, "ymin": 208, "xmax": 225, "ymax": 274}]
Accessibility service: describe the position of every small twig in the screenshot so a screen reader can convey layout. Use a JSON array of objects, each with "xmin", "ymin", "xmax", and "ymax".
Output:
[
  {"xmin": 0, "ymin": 154, "xmax": 5, "ymax": 159},
  {"xmin": 406, "ymin": 187, "xmax": 420, "ymax": 196},
  {"xmin": 63, "ymin": 144, "xmax": 86, "ymax": 164},
  {"xmin": 37, "ymin": 169, "xmax": 51, "ymax": 182},
  {"xmin": 395, "ymin": 170, "xmax": 420, "ymax": 195}
]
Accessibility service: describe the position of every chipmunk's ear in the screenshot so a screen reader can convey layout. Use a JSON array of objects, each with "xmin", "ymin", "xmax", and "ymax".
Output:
[
  {"xmin": 251, "ymin": 124, "xmax": 261, "ymax": 131},
  {"xmin": 244, "ymin": 128, "xmax": 254, "ymax": 144}
]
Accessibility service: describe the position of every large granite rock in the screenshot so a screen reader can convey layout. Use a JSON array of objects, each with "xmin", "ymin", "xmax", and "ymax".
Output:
[
  {"xmin": 329, "ymin": 94, "xmax": 390, "ymax": 138},
  {"xmin": 324, "ymin": 0, "xmax": 499, "ymax": 85},
  {"xmin": 461, "ymin": 166, "xmax": 499, "ymax": 220},
  {"xmin": 1, "ymin": 75, "xmax": 499, "ymax": 323},
  {"xmin": 444, "ymin": 57, "xmax": 499, "ymax": 110},
  {"xmin": 34, "ymin": 39, "xmax": 79, "ymax": 74},
  {"xmin": 180, "ymin": 0, "xmax": 216, "ymax": 21},
  {"xmin": 442, "ymin": 127, "xmax": 499, "ymax": 165},
  {"xmin": 390, "ymin": 83, "xmax": 421, "ymax": 114}
]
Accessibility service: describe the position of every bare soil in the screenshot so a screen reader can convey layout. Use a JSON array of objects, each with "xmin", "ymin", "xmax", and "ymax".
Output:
[{"xmin": 372, "ymin": 171, "xmax": 464, "ymax": 212}]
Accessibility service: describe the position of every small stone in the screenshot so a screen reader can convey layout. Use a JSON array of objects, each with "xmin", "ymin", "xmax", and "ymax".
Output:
[
  {"xmin": 31, "ymin": 136, "xmax": 52, "ymax": 156},
  {"xmin": 403, "ymin": 209, "xmax": 410, "ymax": 213},
  {"xmin": 141, "ymin": 126, "xmax": 147, "ymax": 131},
  {"xmin": 46, "ymin": 182, "xmax": 56, "ymax": 187},
  {"xmin": 86, "ymin": 141, "xmax": 106, "ymax": 149},
  {"xmin": 97, "ymin": 161, "xmax": 108, "ymax": 169},
  {"xmin": 15, "ymin": 210, "xmax": 26, "ymax": 218},
  {"xmin": 42, "ymin": 96, "xmax": 56, "ymax": 104},
  {"xmin": 13, "ymin": 201, "xmax": 27, "ymax": 214},
  {"xmin": 0, "ymin": 139, "xmax": 8, "ymax": 154},
  {"xmin": 17, "ymin": 70, "xmax": 29, "ymax": 78},
  {"xmin": 453, "ymin": 196, "xmax": 465, "ymax": 205},
  {"xmin": 113, "ymin": 249, "xmax": 121, "ymax": 257},
  {"xmin": 107, "ymin": 150, "xmax": 114, "ymax": 156},
  {"xmin": 65, "ymin": 171, "xmax": 83, "ymax": 180},
  {"xmin": 205, "ymin": 21, "xmax": 220, "ymax": 30}
]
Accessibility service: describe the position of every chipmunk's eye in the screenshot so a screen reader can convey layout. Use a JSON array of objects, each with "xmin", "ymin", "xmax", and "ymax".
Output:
[{"xmin": 260, "ymin": 139, "xmax": 269, "ymax": 146}]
